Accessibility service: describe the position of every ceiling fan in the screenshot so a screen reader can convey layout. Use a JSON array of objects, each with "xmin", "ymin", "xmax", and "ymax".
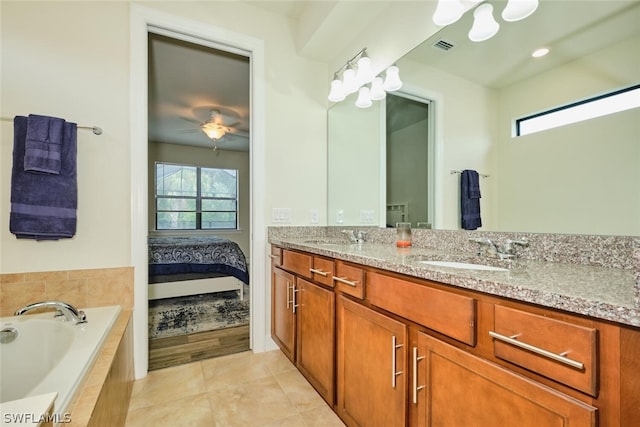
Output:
[{"xmin": 179, "ymin": 106, "xmax": 248, "ymax": 150}]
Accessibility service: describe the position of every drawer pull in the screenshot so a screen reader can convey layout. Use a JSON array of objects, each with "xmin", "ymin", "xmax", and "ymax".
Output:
[
  {"xmin": 412, "ymin": 347, "xmax": 426, "ymax": 404},
  {"xmin": 489, "ymin": 331, "xmax": 585, "ymax": 370},
  {"xmin": 334, "ymin": 276, "xmax": 358, "ymax": 287},
  {"xmin": 310, "ymin": 268, "xmax": 329, "ymax": 277},
  {"xmin": 392, "ymin": 336, "xmax": 404, "ymax": 388},
  {"xmin": 268, "ymin": 254, "xmax": 279, "ymax": 259}
]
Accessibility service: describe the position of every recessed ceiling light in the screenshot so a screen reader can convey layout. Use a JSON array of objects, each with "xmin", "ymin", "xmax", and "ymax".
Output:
[{"xmin": 532, "ymin": 47, "xmax": 550, "ymax": 58}]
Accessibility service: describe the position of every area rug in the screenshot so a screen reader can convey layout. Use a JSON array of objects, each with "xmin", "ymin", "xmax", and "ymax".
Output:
[{"xmin": 148, "ymin": 287, "xmax": 249, "ymax": 340}]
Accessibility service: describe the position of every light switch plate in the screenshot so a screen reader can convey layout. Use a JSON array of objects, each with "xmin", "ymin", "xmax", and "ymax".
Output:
[
  {"xmin": 310, "ymin": 208, "xmax": 319, "ymax": 224},
  {"xmin": 272, "ymin": 208, "xmax": 292, "ymax": 223}
]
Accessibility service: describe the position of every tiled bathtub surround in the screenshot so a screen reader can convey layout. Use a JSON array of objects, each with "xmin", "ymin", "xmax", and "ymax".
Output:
[
  {"xmin": 268, "ymin": 227, "xmax": 640, "ymax": 327},
  {"xmin": 0, "ymin": 267, "xmax": 134, "ymax": 316}
]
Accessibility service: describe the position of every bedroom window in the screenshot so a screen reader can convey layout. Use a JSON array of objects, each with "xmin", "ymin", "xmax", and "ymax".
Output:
[{"xmin": 155, "ymin": 162, "xmax": 238, "ymax": 230}]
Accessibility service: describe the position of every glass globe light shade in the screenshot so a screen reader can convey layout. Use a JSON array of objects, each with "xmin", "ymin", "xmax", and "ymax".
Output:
[
  {"xmin": 502, "ymin": 0, "xmax": 539, "ymax": 22},
  {"xmin": 468, "ymin": 3, "xmax": 500, "ymax": 42},
  {"xmin": 355, "ymin": 86, "xmax": 372, "ymax": 108},
  {"xmin": 383, "ymin": 65, "xmax": 402, "ymax": 92}
]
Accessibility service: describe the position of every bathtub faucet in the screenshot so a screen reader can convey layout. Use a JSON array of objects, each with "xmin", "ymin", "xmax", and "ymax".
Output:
[{"xmin": 14, "ymin": 301, "xmax": 87, "ymax": 324}]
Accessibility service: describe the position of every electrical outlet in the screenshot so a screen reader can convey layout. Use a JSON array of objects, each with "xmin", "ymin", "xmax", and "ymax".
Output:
[
  {"xmin": 310, "ymin": 208, "xmax": 319, "ymax": 224},
  {"xmin": 272, "ymin": 208, "xmax": 292, "ymax": 223},
  {"xmin": 336, "ymin": 209, "xmax": 344, "ymax": 224},
  {"xmin": 360, "ymin": 209, "xmax": 375, "ymax": 224}
]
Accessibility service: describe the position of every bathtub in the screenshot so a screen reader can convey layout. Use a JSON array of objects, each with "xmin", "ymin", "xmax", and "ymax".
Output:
[{"xmin": 0, "ymin": 305, "xmax": 121, "ymax": 416}]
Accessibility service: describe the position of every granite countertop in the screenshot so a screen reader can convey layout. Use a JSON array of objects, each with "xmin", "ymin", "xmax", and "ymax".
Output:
[{"xmin": 270, "ymin": 237, "xmax": 639, "ymax": 328}]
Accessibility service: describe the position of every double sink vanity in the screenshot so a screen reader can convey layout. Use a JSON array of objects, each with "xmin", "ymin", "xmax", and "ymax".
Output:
[{"xmin": 268, "ymin": 226, "xmax": 639, "ymax": 427}]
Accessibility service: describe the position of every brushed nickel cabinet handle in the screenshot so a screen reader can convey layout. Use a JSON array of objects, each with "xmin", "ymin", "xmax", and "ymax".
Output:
[
  {"xmin": 292, "ymin": 288, "xmax": 300, "ymax": 314},
  {"xmin": 286, "ymin": 282, "xmax": 294, "ymax": 309},
  {"xmin": 310, "ymin": 268, "xmax": 329, "ymax": 277},
  {"xmin": 489, "ymin": 331, "xmax": 585, "ymax": 370},
  {"xmin": 392, "ymin": 335, "xmax": 404, "ymax": 388},
  {"xmin": 333, "ymin": 276, "xmax": 358, "ymax": 287},
  {"xmin": 268, "ymin": 254, "xmax": 279, "ymax": 259},
  {"xmin": 412, "ymin": 346, "xmax": 426, "ymax": 404}
]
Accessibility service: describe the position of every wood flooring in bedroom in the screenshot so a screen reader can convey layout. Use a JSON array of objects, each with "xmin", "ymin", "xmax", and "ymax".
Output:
[{"xmin": 149, "ymin": 324, "xmax": 250, "ymax": 371}]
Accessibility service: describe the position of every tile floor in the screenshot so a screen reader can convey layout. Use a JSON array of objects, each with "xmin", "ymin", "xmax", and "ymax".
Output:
[{"xmin": 125, "ymin": 350, "xmax": 345, "ymax": 427}]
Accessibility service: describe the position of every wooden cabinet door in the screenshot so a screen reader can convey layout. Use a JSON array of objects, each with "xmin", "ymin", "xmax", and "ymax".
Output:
[
  {"xmin": 337, "ymin": 295, "xmax": 407, "ymax": 427},
  {"xmin": 272, "ymin": 267, "xmax": 296, "ymax": 362},
  {"xmin": 296, "ymin": 278, "xmax": 335, "ymax": 404},
  {"xmin": 411, "ymin": 330, "xmax": 597, "ymax": 427}
]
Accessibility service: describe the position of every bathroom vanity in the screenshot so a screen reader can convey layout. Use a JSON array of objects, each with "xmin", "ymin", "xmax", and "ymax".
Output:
[{"xmin": 269, "ymin": 230, "xmax": 639, "ymax": 427}]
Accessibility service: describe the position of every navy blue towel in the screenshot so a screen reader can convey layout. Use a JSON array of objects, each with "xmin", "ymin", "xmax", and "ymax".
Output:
[
  {"xmin": 10, "ymin": 116, "xmax": 78, "ymax": 240},
  {"xmin": 461, "ymin": 169, "xmax": 482, "ymax": 230},
  {"xmin": 24, "ymin": 114, "xmax": 66, "ymax": 175}
]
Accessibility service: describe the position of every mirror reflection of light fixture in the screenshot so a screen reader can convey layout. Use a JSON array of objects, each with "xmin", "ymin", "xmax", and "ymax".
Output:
[
  {"xmin": 468, "ymin": 3, "xmax": 500, "ymax": 42},
  {"xmin": 327, "ymin": 47, "xmax": 402, "ymax": 108},
  {"xmin": 502, "ymin": 0, "xmax": 539, "ymax": 22},
  {"xmin": 433, "ymin": 0, "xmax": 538, "ymax": 42},
  {"xmin": 432, "ymin": 0, "xmax": 465, "ymax": 26}
]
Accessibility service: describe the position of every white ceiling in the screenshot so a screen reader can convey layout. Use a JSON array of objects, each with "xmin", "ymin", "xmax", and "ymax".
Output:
[{"xmin": 147, "ymin": 0, "xmax": 640, "ymax": 151}]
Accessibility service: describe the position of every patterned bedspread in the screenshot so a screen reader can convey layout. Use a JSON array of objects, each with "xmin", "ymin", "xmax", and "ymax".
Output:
[{"xmin": 148, "ymin": 236, "xmax": 249, "ymax": 285}]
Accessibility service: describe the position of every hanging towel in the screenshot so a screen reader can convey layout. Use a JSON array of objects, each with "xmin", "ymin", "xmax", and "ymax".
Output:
[
  {"xmin": 461, "ymin": 169, "xmax": 482, "ymax": 230},
  {"xmin": 10, "ymin": 116, "xmax": 78, "ymax": 240},
  {"xmin": 24, "ymin": 114, "xmax": 67, "ymax": 175}
]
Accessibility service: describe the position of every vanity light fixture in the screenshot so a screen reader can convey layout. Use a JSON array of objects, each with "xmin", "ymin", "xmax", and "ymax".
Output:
[
  {"xmin": 433, "ymin": 0, "xmax": 539, "ymax": 42},
  {"xmin": 328, "ymin": 47, "xmax": 403, "ymax": 107}
]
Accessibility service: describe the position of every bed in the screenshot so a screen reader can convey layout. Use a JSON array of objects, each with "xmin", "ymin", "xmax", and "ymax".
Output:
[{"xmin": 148, "ymin": 236, "xmax": 249, "ymax": 300}]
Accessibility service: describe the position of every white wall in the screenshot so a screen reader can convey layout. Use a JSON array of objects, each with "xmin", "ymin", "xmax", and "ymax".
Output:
[
  {"xmin": 397, "ymin": 58, "xmax": 498, "ymax": 231},
  {"xmin": 0, "ymin": 0, "xmax": 328, "ymax": 273},
  {"xmin": 1, "ymin": 1, "xmax": 132, "ymax": 272},
  {"xmin": 495, "ymin": 34, "xmax": 640, "ymax": 235}
]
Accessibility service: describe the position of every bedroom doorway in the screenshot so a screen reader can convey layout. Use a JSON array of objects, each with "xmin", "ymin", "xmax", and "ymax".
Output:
[{"xmin": 145, "ymin": 31, "xmax": 252, "ymax": 370}]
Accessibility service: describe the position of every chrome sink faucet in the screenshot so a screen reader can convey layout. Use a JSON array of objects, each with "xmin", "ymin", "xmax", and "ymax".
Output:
[
  {"xmin": 342, "ymin": 229, "xmax": 367, "ymax": 244},
  {"xmin": 470, "ymin": 238, "xmax": 529, "ymax": 260},
  {"xmin": 14, "ymin": 301, "xmax": 87, "ymax": 324}
]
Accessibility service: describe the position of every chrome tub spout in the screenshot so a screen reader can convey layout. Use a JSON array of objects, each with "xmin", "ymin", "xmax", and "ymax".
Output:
[{"xmin": 14, "ymin": 301, "xmax": 87, "ymax": 324}]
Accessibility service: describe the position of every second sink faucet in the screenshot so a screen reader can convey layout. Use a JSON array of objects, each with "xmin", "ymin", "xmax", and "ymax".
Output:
[
  {"xmin": 14, "ymin": 301, "xmax": 87, "ymax": 324},
  {"xmin": 470, "ymin": 237, "xmax": 529, "ymax": 260},
  {"xmin": 342, "ymin": 229, "xmax": 367, "ymax": 244}
]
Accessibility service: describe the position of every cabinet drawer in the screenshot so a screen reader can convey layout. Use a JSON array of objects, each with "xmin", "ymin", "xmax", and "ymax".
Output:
[
  {"xmin": 311, "ymin": 256, "xmax": 335, "ymax": 287},
  {"xmin": 270, "ymin": 246, "xmax": 282, "ymax": 266},
  {"xmin": 492, "ymin": 305, "xmax": 598, "ymax": 396},
  {"xmin": 333, "ymin": 261, "xmax": 365, "ymax": 299},
  {"xmin": 282, "ymin": 249, "xmax": 312, "ymax": 279},
  {"xmin": 368, "ymin": 272, "xmax": 476, "ymax": 346}
]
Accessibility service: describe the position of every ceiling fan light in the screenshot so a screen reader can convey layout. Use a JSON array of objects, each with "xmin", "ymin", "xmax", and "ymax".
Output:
[
  {"xmin": 370, "ymin": 77, "xmax": 386, "ymax": 101},
  {"xmin": 383, "ymin": 65, "xmax": 402, "ymax": 92},
  {"xmin": 202, "ymin": 123, "xmax": 226, "ymax": 140},
  {"xmin": 328, "ymin": 75, "xmax": 346, "ymax": 102},
  {"xmin": 502, "ymin": 0, "xmax": 539, "ymax": 22},
  {"xmin": 468, "ymin": 3, "xmax": 500, "ymax": 42},
  {"xmin": 432, "ymin": 0, "xmax": 465, "ymax": 26}
]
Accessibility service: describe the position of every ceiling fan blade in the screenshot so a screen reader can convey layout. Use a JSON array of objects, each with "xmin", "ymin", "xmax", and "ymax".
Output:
[
  {"xmin": 179, "ymin": 116, "xmax": 203, "ymax": 125},
  {"xmin": 176, "ymin": 128, "xmax": 201, "ymax": 134}
]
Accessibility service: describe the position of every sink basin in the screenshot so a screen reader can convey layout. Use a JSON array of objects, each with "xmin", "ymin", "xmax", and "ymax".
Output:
[{"xmin": 418, "ymin": 260, "xmax": 509, "ymax": 272}]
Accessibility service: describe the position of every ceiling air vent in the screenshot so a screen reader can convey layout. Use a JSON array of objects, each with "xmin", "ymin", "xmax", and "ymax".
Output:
[{"xmin": 432, "ymin": 39, "xmax": 455, "ymax": 51}]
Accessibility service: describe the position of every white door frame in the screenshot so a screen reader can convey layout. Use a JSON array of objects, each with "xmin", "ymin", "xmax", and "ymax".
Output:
[{"xmin": 130, "ymin": 4, "xmax": 268, "ymax": 379}]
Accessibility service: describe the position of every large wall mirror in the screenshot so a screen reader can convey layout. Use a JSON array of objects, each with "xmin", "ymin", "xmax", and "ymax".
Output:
[{"xmin": 327, "ymin": 0, "xmax": 640, "ymax": 236}]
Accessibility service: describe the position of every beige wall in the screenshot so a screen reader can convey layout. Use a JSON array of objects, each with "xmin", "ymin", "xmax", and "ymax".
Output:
[{"xmin": 148, "ymin": 141, "xmax": 250, "ymax": 256}]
